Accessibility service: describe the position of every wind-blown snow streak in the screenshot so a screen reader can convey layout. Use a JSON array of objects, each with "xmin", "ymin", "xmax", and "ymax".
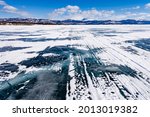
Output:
[{"xmin": 0, "ymin": 25, "xmax": 150, "ymax": 100}]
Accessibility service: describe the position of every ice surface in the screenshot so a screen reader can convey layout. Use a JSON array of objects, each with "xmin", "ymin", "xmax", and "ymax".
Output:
[{"xmin": 0, "ymin": 25, "xmax": 150, "ymax": 100}]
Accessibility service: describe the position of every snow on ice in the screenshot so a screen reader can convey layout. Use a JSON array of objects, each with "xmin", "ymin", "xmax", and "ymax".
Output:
[{"xmin": 0, "ymin": 25, "xmax": 150, "ymax": 100}]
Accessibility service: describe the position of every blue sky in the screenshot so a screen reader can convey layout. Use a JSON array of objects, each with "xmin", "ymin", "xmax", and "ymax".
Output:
[{"xmin": 0, "ymin": 0, "xmax": 150, "ymax": 20}]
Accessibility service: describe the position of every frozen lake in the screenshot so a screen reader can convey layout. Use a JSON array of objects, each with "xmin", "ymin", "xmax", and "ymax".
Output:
[{"xmin": 0, "ymin": 25, "xmax": 150, "ymax": 100}]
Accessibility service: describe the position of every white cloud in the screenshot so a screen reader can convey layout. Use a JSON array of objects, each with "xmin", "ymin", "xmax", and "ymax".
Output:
[
  {"xmin": 3, "ymin": 5, "xmax": 18, "ymax": 13},
  {"xmin": 114, "ymin": 12, "xmax": 150, "ymax": 20},
  {"xmin": 64, "ymin": 5, "xmax": 80, "ymax": 13},
  {"xmin": 49, "ymin": 5, "xmax": 150, "ymax": 20},
  {"xmin": 49, "ymin": 5, "xmax": 114, "ymax": 20},
  {"xmin": 132, "ymin": 6, "xmax": 140, "ymax": 9},
  {"xmin": 122, "ymin": 6, "xmax": 140, "ymax": 10},
  {"xmin": 0, "ymin": 0, "xmax": 30, "ymax": 17},
  {"xmin": 145, "ymin": 3, "xmax": 150, "ymax": 9},
  {"xmin": 0, "ymin": 0, "xmax": 6, "ymax": 5}
]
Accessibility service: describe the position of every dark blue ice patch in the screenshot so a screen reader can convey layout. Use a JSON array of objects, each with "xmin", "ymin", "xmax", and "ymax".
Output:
[
  {"xmin": 0, "ymin": 46, "xmax": 30, "ymax": 52},
  {"xmin": 20, "ymin": 45, "xmax": 88, "ymax": 68},
  {"xmin": 0, "ymin": 32, "xmax": 29, "ymax": 36},
  {"xmin": 0, "ymin": 63, "xmax": 19, "ymax": 81},
  {"xmin": 19, "ymin": 55, "xmax": 68, "ymax": 68},
  {"xmin": 87, "ymin": 62, "xmax": 137, "ymax": 78},
  {"xmin": 121, "ymin": 46, "xmax": 138, "ymax": 55},
  {"xmin": 125, "ymin": 39, "xmax": 150, "ymax": 51},
  {"xmin": 0, "ymin": 63, "xmax": 19, "ymax": 72},
  {"xmin": 104, "ymin": 34, "xmax": 117, "ymax": 37},
  {"xmin": 38, "ymin": 46, "xmax": 86, "ymax": 56},
  {"xmin": 1, "ymin": 37, "xmax": 81, "ymax": 42}
]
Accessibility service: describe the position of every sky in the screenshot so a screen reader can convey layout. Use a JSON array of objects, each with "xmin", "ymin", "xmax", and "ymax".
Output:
[{"xmin": 0, "ymin": 0, "xmax": 150, "ymax": 20}]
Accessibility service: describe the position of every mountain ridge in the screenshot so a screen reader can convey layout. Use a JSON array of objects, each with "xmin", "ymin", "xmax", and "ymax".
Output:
[{"xmin": 0, "ymin": 18, "xmax": 150, "ymax": 25}]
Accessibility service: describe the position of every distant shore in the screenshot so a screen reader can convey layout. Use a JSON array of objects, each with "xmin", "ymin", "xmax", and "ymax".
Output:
[{"xmin": 1, "ymin": 18, "xmax": 150, "ymax": 25}]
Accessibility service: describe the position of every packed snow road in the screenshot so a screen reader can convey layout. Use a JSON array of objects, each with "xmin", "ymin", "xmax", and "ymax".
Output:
[{"xmin": 0, "ymin": 25, "xmax": 150, "ymax": 100}]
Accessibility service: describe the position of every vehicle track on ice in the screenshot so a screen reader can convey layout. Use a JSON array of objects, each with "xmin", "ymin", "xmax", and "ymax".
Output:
[
  {"xmin": 66, "ymin": 29, "xmax": 150, "ymax": 100},
  {"xmin": 80, "ymin": 31, "xmax": 150, "ymax": 99}
]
